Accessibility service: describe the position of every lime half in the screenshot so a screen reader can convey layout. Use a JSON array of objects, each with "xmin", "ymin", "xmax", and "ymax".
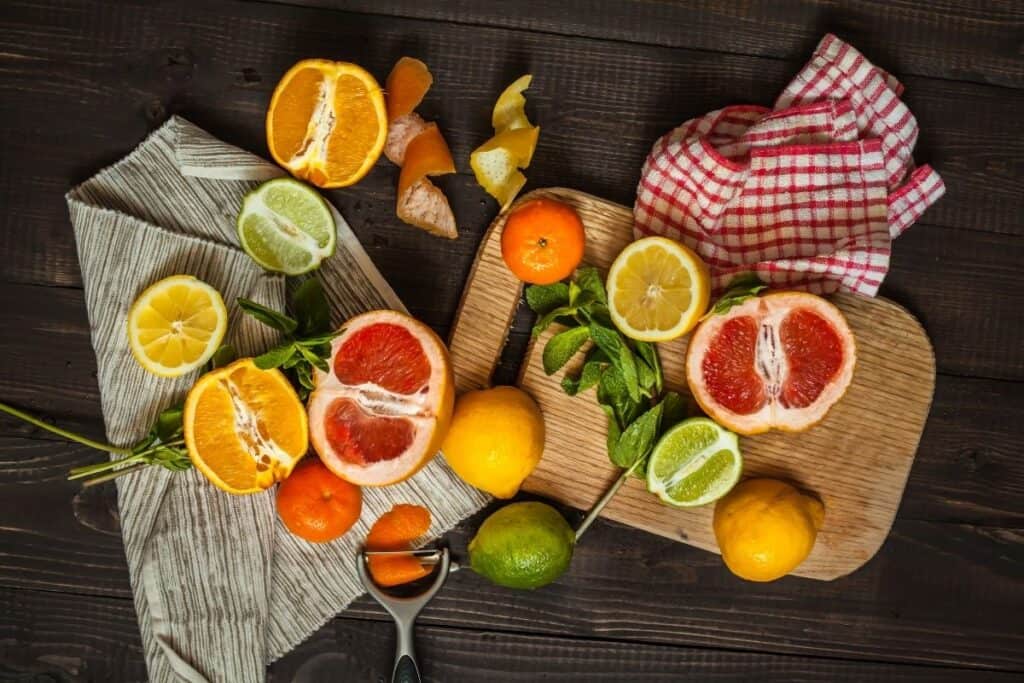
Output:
[
  {"xmin": 647, "ymin": 417, "xmax": 742, "ymax": 507},
  {"xmin": 237, "ymin": 178, "xmax": 336, "ymax": 275}
]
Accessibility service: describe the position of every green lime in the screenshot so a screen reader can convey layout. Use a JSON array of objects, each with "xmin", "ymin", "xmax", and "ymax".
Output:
[
  {"xmin": 646, "ymin": 417, "xmax": 742, "ymax": 507},
  {"xmin": 468, "ymin": 501, "xmax": 574, "ymax": 590},
  {"xmin": 237, "ymin": 178, "xmax": 336, "ymax": 275}
]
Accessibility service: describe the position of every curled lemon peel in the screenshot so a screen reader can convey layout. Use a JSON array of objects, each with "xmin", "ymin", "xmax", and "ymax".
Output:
[{"xmin": 472, "ymin": 74, "xmax": 540, "ymax": 210}]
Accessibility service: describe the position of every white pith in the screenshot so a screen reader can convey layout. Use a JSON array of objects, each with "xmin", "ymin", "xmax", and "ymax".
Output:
[
  {"xmin": 306, "ymin": 310, "xmax": 447, "ymax": 485},
  {"xmin": 287, "ymin": 75, "xmax": 336, "ymax": 170},
  {"xmin": 686, "ymin": 293, "xmax": 856, "ymax": 433},
  {"xmin": 223, "ymin": 376, "xmax": 300, "ymax": 472}
]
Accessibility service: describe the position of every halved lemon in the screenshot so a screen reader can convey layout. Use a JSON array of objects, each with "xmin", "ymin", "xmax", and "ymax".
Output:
[
  {"xmin": 184, "ymin": 358, "xmax": 308, "ymax": 494},
  {"xmin": 606, "ymin": 236, "xmax": 710, "ymax": 342},
  {"xmin": 127, "ymin": 275, "xmax": 228, "ymax": 377}
]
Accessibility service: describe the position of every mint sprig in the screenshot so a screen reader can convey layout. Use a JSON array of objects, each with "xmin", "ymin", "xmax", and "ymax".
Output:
[{"xmin": 701, "ymin": 273, "xmax": 767, "ymax": 320}]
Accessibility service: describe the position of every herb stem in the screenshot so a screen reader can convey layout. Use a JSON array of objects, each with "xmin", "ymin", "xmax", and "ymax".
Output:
[
  {"xmin": 0, "ymin": 401, "xmax": 131, "ymax": 455},
  {"xmin": 80, "ymin": 462, "xmax": 150, "ymax": 487},
  {"xmin": 574, "ymin": 458, "xmax": 643, "ymax": 542}
]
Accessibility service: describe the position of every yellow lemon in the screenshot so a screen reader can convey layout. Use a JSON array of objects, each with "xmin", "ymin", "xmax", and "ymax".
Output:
[
  {"xmin": 441, "ymin": 386, "xmax": 545, "ymax": 498},
  {"xmin": 127, "ymin": 275, "xmax": 228, "ymax": 378},
  {"xmin": 712, "ymin": 478, "xmax": 824, "ymax": 582},
  {"xmin": 606, "ymin": 236, "xmax": 710, "ymax": 342}
]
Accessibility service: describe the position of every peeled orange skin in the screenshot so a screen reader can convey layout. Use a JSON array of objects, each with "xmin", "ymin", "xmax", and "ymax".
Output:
[
  {"xmin": 685, "ymin": 292, "xmax": 856, "ymax": 435},
  {"xmin": 307, "ymin": 310, "xmax": 454, "ymax": 487},
  {"xmin": 266, "ymin": 59, "xmax": 387, "ymax": 189},
  {"xmin": 184, "ymin": 358, "xmax": 309, "ymax": 495},
  {"xmin": 385, "ymin": 57, "xmax": 433, "ymax": 123}
]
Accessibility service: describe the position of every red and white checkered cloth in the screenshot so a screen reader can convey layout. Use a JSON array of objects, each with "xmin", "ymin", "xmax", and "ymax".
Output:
[{"xmin": 634, "ymin": 34, "xmax": 945, "ymax": 296}]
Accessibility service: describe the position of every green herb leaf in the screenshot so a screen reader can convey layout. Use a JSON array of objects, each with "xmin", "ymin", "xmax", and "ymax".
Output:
[
  {"xmin": 150, "ymin": 446, "xmax": 191, "ymax": 472},
  {"xmin": 589, "ymin": 322, "xmax": 641, "ymax": 403},
  {"xmin": 525, "ymin": 282, "xmax": 570, "ymax": 315},
  {"xmin": 599, "ymin": 403, "xmax": 621, "ymax": 455},
  {"xmin": 597, "ymin": 363, "xmax": 643, "ymax": 430},
  {"xmin": 634, "ymin": 341, "xmax": 663, "ymax": 395},
  {"xmin": 575, "ymin": 266, "xmax": 607, "ymax": 305},
  {"xmin": 237, "ymin": 298, "xmax": 299, "ymax": 334},
  {"xmin": 208, "ymin": 344, "xmax": 237, "ymax": 371},
  {"xmin": 659, "ymin": 391, "xmax": 687, "ymax": 430},
  {"xmin": 542, "ymin": 326, "xmax": 591, "ymax": 375},
  {"xmin": 294, "ymin": 363, "xmax": 315, "ymax": 391},
  {"xmin": 702, "ymin": 273, "xmax": 767, "ymax": 320},
  {"xmin": 568, "ymin": 281, "xmax": 582, "ymax": 306},
  {"xmin": 296, "ymin": 332, "xmax": 341, "ymax": 347},
  {"xmin": 297, "ymin": 344, "xmax": 330, "ymax": 373},
  {"xmin": 532, "ymin": 304, "xmax": 578, "ymax": 338},
  {"xmin": 154, "ymin": 405, "xmax": 184, "ymax": 443},
  {"xmin": 254, "ymin": 343, "xmax": 297, "ymax": 370},
  {"xmin": 610, "ymin": 401, "xmax": 664, "ymax": 470},
  {"xmin": 292, "ymin": 278, "xmax": 332, "ymax": 336},
  {"xmin": 561, "ymin": 347, "xmax": 609, "ymax": 396}
]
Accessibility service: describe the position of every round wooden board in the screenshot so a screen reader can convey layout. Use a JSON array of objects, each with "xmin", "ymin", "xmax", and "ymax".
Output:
[{"xmin": 449, "ymin": 187, "xmax": 936, "ymax": 580}]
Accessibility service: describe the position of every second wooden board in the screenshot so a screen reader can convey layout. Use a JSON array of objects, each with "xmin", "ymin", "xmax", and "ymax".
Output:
[{"xmin": 449, "ymin": 188, "xmax": 936, "ymax": 580}]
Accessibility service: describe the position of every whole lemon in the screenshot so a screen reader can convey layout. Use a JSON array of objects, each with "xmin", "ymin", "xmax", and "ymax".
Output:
[
  {"xmin": 441, "ymin": 386, "xmax": 545, "ymax": 498},
  {"xmin": 712, "ymin": 478, "xmax": 825, "ymax": 582}
]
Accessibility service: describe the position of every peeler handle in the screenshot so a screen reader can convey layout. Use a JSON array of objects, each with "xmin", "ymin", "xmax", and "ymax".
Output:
[{"xmin": 392, "ymin": 616, "xmax": 421, "ymax": 683}]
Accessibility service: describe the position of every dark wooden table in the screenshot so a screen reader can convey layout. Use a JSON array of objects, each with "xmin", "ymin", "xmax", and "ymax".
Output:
[{"xmin": 2, "ymin": 1, "xmax": 1022, "ymax": 680}]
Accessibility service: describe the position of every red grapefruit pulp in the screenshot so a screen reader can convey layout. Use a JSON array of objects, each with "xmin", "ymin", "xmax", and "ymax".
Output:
[
  {"xmin": 308, "ymin": 310, "xmax": 454, "ymax": 485},
  {"xmin": 686, "ymin": 292, "xmax": 855, "ymax": 435}
]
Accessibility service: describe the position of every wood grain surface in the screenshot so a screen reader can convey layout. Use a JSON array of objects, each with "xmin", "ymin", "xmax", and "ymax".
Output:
[
  {"xmin": 1, "ymin": 0, "xmax": 1021, "ymax": 679},
  {"xmin": 449, "ymin": 188, "xmax": 936, "ymax": 580}
]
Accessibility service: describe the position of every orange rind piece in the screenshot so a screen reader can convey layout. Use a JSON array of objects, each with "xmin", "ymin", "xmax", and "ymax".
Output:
[
  {"xmin": 366, "ymin": 503, "xmax": 433, "ymax": 587},
  {"xmin": 396, "ymin": 123, "xmax": 458, "ymax": 239},
  {"xmin": 386, "ymin": 57, "xmax": 433, "ymax": 123}
]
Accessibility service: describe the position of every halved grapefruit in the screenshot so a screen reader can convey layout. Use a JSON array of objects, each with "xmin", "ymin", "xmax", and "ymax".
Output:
[
  {"xmin": 686, "ymin": 292, "xmax": 856, "ymax": 435},
  {"xmin": 307, "ymin": 310, "xmax": 453, "ymax": 486}
]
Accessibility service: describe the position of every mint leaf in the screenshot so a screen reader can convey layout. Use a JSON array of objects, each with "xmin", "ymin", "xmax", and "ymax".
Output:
[
  {"xmin": 597, "ymin": 363, "xmax": 643, "ymax": 430},
  {"xmin": 525, "ymin": 282, "xmax": 570, "ymax": 315},
  {"xmin": 532, "ymin": 305, "xmax": 578, "ymax": 338},
  {"xmin": 568, "ymin": 281, "xmax": 582, "ymax": 306},
  {"xmin": 292, "ymin": 278, "xmax": 332, "ymax": 335},
  {"xmin": 561, "ymin": 347, "xmax": 609, "ymax": 396},
  {"xmin": 589, "ymin": 322, "xmax": 641, "ymax": 403},
  {"xmin": 254, "ymin": 343, "xmax": 297, "ymax": 369},
  {"xmin": 576, "ymin": 266, "xmax": 607, "ymax": 305},
  {"xmin": 634, "ymin": 341, "xmax": 663, "ymax": 395},
  {"xmin": 599, "ymin": 403, "xmax": 621, "ymax": 455},
  {"xmin": 702, "ymin": 273, "xmax": 767, "ymax": 320},
  {"xmin": 154, "ymin": 405, "xmax": 184, "ymax": 443},
  {"xmin": 610, "ymin": 401, "xmax": 664, "ymax": 470},
  {"xmin": 207, "ymin": 343, "xmax": 237, "ymax": 371},
  {"xmin": 659, "ymin": 391, "xmax": 687, "ymax": 430},
  {"xmin": 238, "ymin": 298, "xmax": 298, "ymax": 334},
  {"xmin": 542, "ymin": 326, "xmax": 591, "ymax": 375}
]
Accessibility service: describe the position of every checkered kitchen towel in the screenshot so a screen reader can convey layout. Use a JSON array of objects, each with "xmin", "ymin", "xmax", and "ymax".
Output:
[
  {"xmin": 67, "ymin": 116, "xmax": 488, "ymax": 682},
  {"xmin": 635, "ymin": 34, "xmax": 945, "ymax": 296}
]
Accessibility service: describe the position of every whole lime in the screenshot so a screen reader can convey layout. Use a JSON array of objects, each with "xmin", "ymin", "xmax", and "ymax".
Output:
[{"xmin": 468, "ymin": 501, "xmax": 574, "ymax": 590}]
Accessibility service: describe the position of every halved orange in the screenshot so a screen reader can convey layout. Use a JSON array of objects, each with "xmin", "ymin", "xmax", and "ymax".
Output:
[
  {"xmin": 184, "ymin": 358, "xmax": 308, "ymax": 494},
  {"xmin": 266, "ymin": 59, "xmax": 387, "ymax": 188}
]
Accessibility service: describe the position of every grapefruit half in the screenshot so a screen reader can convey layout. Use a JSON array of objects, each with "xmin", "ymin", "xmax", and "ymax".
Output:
[
  {"xmin": 686, "ymin": 292, "xmax": 856, "ymax": 435},
  {"xmin": 307, "ymin": 310, "xmax": 454, "ymax": 486}
]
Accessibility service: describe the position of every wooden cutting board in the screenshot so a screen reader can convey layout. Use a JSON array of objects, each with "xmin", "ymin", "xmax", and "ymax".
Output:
[{"xmin": 449, "ymin": 187, "xmax": 935, "ymax": 581}]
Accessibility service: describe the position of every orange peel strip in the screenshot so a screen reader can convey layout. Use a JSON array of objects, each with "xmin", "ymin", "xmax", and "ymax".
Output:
[
  {"xmin": 398, "ymin": 123, "xmax": 456, "ymax": 196},
  {"xmin": 386, "ymin": 57, "xmax": 433, "ymax": 123},
  {"xmin": 366, "ymin": 503, "xmax": 433, "ymax": 587}
]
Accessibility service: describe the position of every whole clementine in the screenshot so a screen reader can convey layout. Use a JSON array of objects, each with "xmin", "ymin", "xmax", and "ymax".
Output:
[
  {"xmin": 277, "ymin": 459, "xmax": 362, "ymax": 543},
  {"xmin": 501, "ymin": 198, "xmax": 585, "ymax": 284}
]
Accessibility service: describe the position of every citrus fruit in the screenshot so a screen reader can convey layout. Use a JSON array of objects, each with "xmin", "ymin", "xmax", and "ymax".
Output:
[
  {"xmin": 441, "ymin": 386, "xmax": 545, "ymax": 498},
  {"xmin": 385, "ymin": 56, "xmax": 432, "ymax": 123},
  {"xmin": 366, "ymin": 503, "xmax": 432, "ymax": 587},
  {"xmin": 277, "ymin": 458, "xmax": 362, "ymax": 543},
  {"xmin": 126, "ymin": 274, "xmax": 227, "ymax": 378},
  {"xmin": 606, "ymin": 236, "xmax": 710, "ymax": 342},
  {"xmin": 686, "ymin": 291, "xmax": 856, "ymax": 435},
  {"xmin": 468, "ymin": 501, "xmax": 574, "ymax": 590},
  {"xmin": 266, "ymin": 59, "xmax": 386, "ymax": 188},
  {"xmin": 471, "ymin": 74, "xmax": 540, "ymax": 209},
  {"xmin": 646, "ymin": 417, "xmax": 741, "ymax": 507},
  {"xmin": 713, "ymin": 478, "xmax": 825, "ymax": 582},
  {"xmin": 307, "ymin": 310, "xmax": 454, "ymax": 486},
  {"xmin": 500, "ymin": 198, "xmax": 585, "ymax": 285},
  {"xmin": 237, "ymin": 178, "xmax": 336, "ymax": 275},
  {"xmin": 183, "ymin": 358, "xmax": 308, "ymax": 494}
]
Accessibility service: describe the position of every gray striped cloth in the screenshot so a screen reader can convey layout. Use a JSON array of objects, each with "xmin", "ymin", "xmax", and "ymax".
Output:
[{"xmin": 67, "ymin": 116, "xmax": 489, "ymax": 682}]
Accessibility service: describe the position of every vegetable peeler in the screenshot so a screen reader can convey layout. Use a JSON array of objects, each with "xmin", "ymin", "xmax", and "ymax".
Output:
[{"xmin": 357, "ymin": 547, "xmax": 454, "ymax": 683}]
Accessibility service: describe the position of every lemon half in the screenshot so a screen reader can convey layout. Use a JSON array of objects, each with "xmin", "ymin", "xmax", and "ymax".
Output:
[
  {"xmin": 127, "ymin": 275, "xmax": 228, "ymax": 377},
  {"xmin": 607, "ymin": 236, "xmax": 710, "ymax": 342}
]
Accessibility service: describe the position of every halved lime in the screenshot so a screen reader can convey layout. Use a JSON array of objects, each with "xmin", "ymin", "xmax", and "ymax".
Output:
[
  {"xmin": 647, "ymin": 417, "xmax": 742, "ymax": 507},
  {"xmin": 237, "ymin": 178, "xmax": 336, "ymax": 275}
]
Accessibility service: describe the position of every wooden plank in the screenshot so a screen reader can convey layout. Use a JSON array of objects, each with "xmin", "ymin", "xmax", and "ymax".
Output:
[
  {"xmin": 1, "ymin": 427, "xmax": 1021, "ymax": 667},
  {"xmin": 263, "ymin": 0, "xmax": 1024, "ymax": 88},
  {"xmin": 2, "ymin": 587, "xmax": 1020, "ymax": 681},
  {"xmin": 0, "ymin": 0, "xmax": 1021, "ymax": 293},
  {"xmin": 269, "ymin": 616, "xmax": 1024, "ymax": 682}
]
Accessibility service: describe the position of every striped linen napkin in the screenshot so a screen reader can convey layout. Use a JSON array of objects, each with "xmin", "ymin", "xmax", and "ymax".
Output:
[
  {"xmin": 634, "ymin": 34, "xmax": 945, "ymax": 296},
  {"xmin": 66, "ymin": 116, "xmax": 488, "ymax": 682}
]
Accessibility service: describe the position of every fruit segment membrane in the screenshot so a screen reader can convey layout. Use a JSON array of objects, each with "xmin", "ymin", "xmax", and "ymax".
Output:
[{"xmin": 702, "ymin": 308, "xmax": 844, "ymax": 415}]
